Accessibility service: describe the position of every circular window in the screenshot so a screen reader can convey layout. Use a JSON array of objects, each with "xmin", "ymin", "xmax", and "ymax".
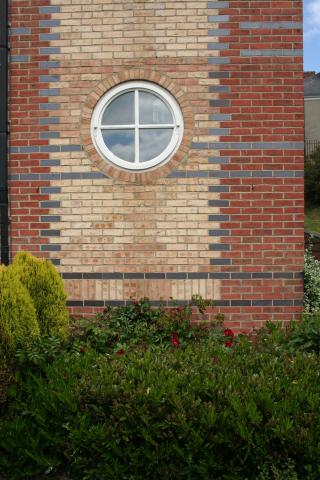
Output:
[{"xmin": 90, "ymin": 81, "xmax": 184, "ymax": 171}]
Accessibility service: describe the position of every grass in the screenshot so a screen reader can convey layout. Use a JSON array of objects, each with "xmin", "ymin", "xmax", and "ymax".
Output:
[{"xmin": 305, "ymin": 206, "xmax": 320, "ymax": 233}]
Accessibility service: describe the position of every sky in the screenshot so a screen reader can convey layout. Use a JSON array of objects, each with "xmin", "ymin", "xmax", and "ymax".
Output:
[{"xmin": 304, "ymin": 0, "xmax": 320, "ymax": 72}]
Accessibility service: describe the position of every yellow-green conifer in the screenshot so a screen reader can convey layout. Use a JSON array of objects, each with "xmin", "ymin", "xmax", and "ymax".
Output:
[
  {"xmin": 0, "ymin": 266, "xmax": 40, "ymax": 350},
  {"xmin": 13, "ymin": 252, "xmax": 69, "ymax": 338}
]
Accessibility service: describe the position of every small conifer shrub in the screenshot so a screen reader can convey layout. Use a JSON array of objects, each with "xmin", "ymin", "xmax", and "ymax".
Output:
[
  {"xmin": 13, "ymin": 252, "xmax": 69, "ymax": 338},
  {"xmin": 0, "ymin": 266, "xmax": 39, "ymax": 350}
]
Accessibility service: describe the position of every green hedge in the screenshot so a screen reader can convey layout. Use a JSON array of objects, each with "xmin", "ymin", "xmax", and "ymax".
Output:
[{"xmin": 1, "ymin": 339, "xmax": 319, "ymax": 479}]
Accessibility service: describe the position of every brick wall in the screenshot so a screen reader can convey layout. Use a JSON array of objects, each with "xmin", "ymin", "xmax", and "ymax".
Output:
[{"xmin": 8, "ymin": 0, "xmax": 304, "ymax": 330}]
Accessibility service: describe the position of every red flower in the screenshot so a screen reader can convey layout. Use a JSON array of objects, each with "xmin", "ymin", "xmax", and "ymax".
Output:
[
  {"xmin": 79, "ymin": 346, "xmax": 86, "ymax": 354},
  {"xmin": 171, "ymin": 332, "xmax": 179, "ymax": 349},
  {"xmin": 225, "ymin": 340, "xmax": 233, "ymax": 348},
  {"xmin": 116, "ymin": 348, "xmax": 125, "ymax": 356},
  {"xmin": 176, "ymin": 306, "xmax": 184, "ymax": 313},
  {"xmin": 224, "ymin": 328, "xmax": 234, "ymax": 338}
]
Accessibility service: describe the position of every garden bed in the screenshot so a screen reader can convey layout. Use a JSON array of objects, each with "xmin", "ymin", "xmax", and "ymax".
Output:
[{"xmin": 1, "ymin": 300, "xmax": 320, "ymax": 480}]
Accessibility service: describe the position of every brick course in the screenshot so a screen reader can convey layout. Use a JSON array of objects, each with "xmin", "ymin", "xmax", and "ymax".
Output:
[{"xmin": 8, "ymin": 0, "xmax": 304, "ymax": 330}]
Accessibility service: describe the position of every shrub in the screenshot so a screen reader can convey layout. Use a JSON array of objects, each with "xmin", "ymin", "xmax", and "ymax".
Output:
[
  {"xmin": 12, "ymin": 252, "xmax": 69, "ymax": 338},
  {"xmin": 15, "ymin": 335, "xmax": 64, "ymax": 370},
  {"xmin": 286, "ymin": 312, "xmax": 320, "ymax": 353},
  {"xmin": 2, "ymin": 299, "xmax": 320, "ymax": 479},
  {"xmin": 304, "ymin": 246, "xmax": 320, "ymax": 312},
  {"xmin": 69, "ymin": 297, "xmax": 221, "ymax": 355},
  {"xmin": 1, "ymin": 341, "xmax": 320, "ymax": 479},
  {"xmin": 0, "ymin": 266, "xmax": 39, "ymax": 351},
  {"xmin": 257, "ymin": 459, "xmax": 298, "ymax": 480}
]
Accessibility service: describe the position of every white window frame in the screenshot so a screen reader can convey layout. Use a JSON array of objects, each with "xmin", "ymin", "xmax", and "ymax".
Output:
[{"xmin": 90, "ymin": 81, "xmax": 184, "ymax": 171}]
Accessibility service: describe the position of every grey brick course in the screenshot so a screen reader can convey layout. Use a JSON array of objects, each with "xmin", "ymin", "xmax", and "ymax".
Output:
[
  {"xmin": 40, "ymin": 75, "xmax": 60, "ymax": 82},
  {"xmin": 40, "ymin": 201, "xmax": 61, "ymax": 208},
  {"xmin": 208, "ymin": 185, "xmax": 229, "ymax": 192},
  {"xmin": 40, "ymin": 61, "xmax": 60, "ymax": 69},
  {"xmin": 241, "ymin": 49, "xmax": 302, "ymax": 57},
  {"xmin": 209, "ymin": 244, "xmax": 230, "ymax": 251},
  {"xmin": 208, "ymin": 128, "xmax": 230, "ymax": 135},
  {"xmin": 208, "ymin": 214, "xmax": 230, "ymax": 221},
  {"xmin": 209, "ymin": 85, "xmax": 230, "ymax": 93},
  {"xmin": 40, "ymin": 230, "xmax": 61, "ymax": 237},
  {"xmin": 209, "ymin": 71, "xmax": 230, "ymax": 78},
  {"xmin": 40, "ymin": 33, "xmax": 60, "ymax": 41},
  {"xmin": 10, "ymin": 28, "xmax": 30, "ymax": 35},
  {"xmin": 208, "ymin": 1, "xmax": 229, "ymax": 7},
  {"xmin": 39, "ymin": 6, "xmax": 61, "ymax": 13},
  {"xmin": 39, "ymin": 117, "xmax": 60, "ymax": 125},
  {"xmin": 41, "ymin": 216, "xmax": 61, "ymax": 223},
  {"xmin": 40, "ymin": 103, "xmax": 60, "ymax": 110},
  {"xmin": 40, "ymin": 47, "xmax": 61, "ymax": 55},
  {"xmin": 10, "ymin": 55, "xmax": 29, "ymax": 62},
  {"xmin": 209, "ymin": 229, "xmax": 230, "ymax": 236},
  {"xmin": 208, "ymin": 15, "xmax": 229, "ymax": 22},
  {"xmin": 40, "ymin": 187, "xmax": 61, "ymax": 194},
  {"xmin": 40, "ymin": 132, "xmax": 60, "ymax": 139},
  {"xmin": 39, "ymin": 89, "xmax": 60, "ymax": 97},
  {"xmin": 41, "ymin": 245, "xmax": 61, "ymax": 252},
  {"xmin": 39, "ymin": 20, "xmax": 60, "ymax": 27},
  {"xmin": 208, "ymin": 57, "xmax": 230, "ymax": 64},
  {"xmin": 208, "ymin": 29, "xmax": 229, "ymax": 36},
  {"xmin": 240, "ymin": 21, "xmax": 302, "ymax": 29},
  {"xmin": 208, "ymin": 43, "xmax": 229, "ymax": 50}
]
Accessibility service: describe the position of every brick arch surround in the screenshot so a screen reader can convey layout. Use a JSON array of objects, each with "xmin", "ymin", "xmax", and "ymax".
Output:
[{"xmin": 80, "ymin": 69, "xmax": 194, "ymax": 184}]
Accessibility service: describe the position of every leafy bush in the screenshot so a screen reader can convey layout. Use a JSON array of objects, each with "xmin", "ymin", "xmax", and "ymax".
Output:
[
  {"xmin": 1, "ymin": 339, "xmax": 320, "ymax": 480},
  {"xmin": 286, "ymin": 312, "xmax": 320, "ymax": 353},
  {"xmin": 70, "ymin": 297, "xmax": 220, "ymax": 355},
  {"xmin": 244, "ymin": 314, "xmax": 320, "ymax": 356},
  {"xmin": 304, "ymin": 246, "xmax": 320, "ymax": 312},
  {"xmin": 257, "ymin": 459, "xmax": 298, "ymax": 480},
  {"xmin": 13, "ymin": 252, "xmax": 69, "ymax": 338},
  {"xmin": 15, "ymin": 335, "xmax": 65, "ymax": 370},
  {"xmin": 0, "ymin": 266, "xmax": 39, "ymax": 352}
]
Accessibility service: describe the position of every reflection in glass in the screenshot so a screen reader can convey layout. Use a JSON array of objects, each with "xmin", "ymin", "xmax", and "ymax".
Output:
[
  {"xmin": 139, "ymin": 92, "xmax": 173, "ymax": 124},
  {"xmin": 139, "ymin": 129, "xmax": 173, "ymax": 162},
  {"xmin": 101, "ymin": 92, "xmax": 134, "ymax": 125},
  {"xmin": 102, "ymin": 129, "xmax": 135, "ymax": 162}
]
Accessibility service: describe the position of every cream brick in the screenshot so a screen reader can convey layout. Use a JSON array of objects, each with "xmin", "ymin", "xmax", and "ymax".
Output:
[{"xmin": 25, "ymin": 0, "xmax": 225, "ymax": 303}]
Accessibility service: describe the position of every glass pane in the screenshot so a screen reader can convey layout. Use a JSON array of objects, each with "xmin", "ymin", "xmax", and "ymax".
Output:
[
  {"xmin": 139, "ymin": 92, "xmax": 173, "ymax": 124},
  {"xmin": 102, "ymin": 129, "xmax": 135, "ymax": 163},
  {"xmin": 139, "ymin": 129, "xmax": 173, "ymax": 162},
  {"xmin": 101, "ymin": 92, "xmax": 134, "ymax": 125}
]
